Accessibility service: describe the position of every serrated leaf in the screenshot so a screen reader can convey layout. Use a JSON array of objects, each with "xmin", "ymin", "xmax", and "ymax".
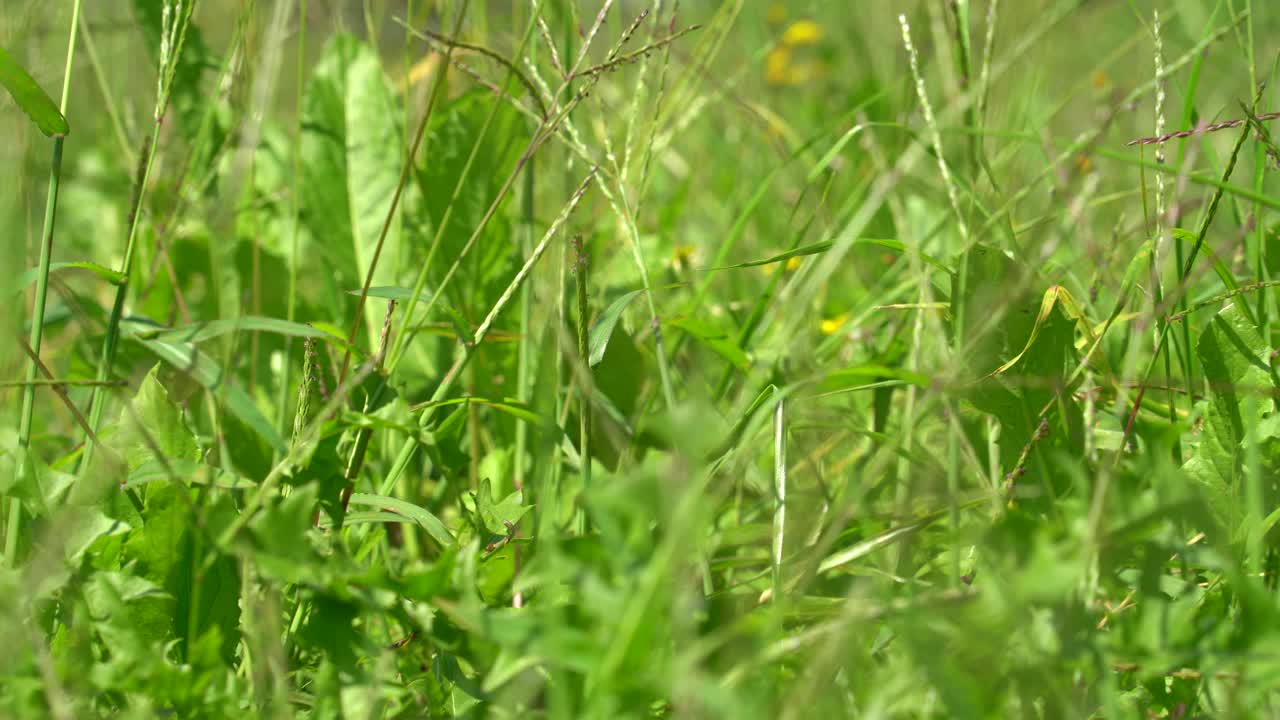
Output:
[
  {"xmin": 1182, "ymin": 303, "xmax": 1280, "ymax": 538},
  {"xmin": 0, "ymin": 46, "xmax": 68, "ymax": 136}
]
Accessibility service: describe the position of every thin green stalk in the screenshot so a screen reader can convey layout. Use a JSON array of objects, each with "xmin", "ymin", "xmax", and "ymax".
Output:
[
  {"xmin": 77, "ymin": 16, "xmax": 132, "ymax": 165},
  {"xmin": 330, "ymin": 0, "xmax": 469, "ymax": 492},
  {"xmin": 1173, "ymin": 10, "xmax": 1210, "ymax": 409},
  {"xmin": 8, "ymin": 0, "xmax": 83, "ymax": 567},
  {"xmin": 1149, "ymin": 10, "xmax": 1181, "ymax": 459},
  {"xmin": 771, "ymin": 393, "xmax": 786, "ymax": 602},
  {"xmin": 514, "ymin": 157, "xmax": 535, "ymax": 492},
  {"xmin": 80, "ymin": 0, "xmax": 196, "ymax": 473},
  {"xmin": 10, "ymin": 136, "xmax": 66, "ymax": 567},
  {"xmin": 273, "ymin": 0, "xmax": 307, "ymax": 461},
  {"xmin": 378, "ymin": 170, "xmax": 594, "ymax": 496},
  {"xmin": 336, "ymin": 0, "xmax": 472, "ymax": 385},
  {"xmin": 385, "ymin": 1, "xmax": 552, "ymax": 375},
  {"xmin": 573, "ymin": 235, "xmax": 591, "ymax": 535},
  {"xmin": 1120, "ymin": 122, "xmax": 1250, "ymax": 456},
  {"xmin": 512, "ymin": 117, "xmax": 535, "ymax": 609}
]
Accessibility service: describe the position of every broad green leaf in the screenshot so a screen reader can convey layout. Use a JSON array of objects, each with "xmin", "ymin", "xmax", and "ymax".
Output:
[
  {"xmin": 589, "ymin": 289, "xmax": 644, "ymax": 366},
  {"xmin": 0, "ymin": 46, "xmax": 68, "ymax": 136},
  {"xmin": 349, "ymin": 492, "xmax": 454, "ymax": 547},
  {"xmin": 953, "ymin": 244, "xmax": 1084, "ymax": 499},
  {"xmin": 300, "ymin": 594, "xmax": 362, "ymax": 672},
  {"xmin": 121, "ymin": 483, "xmax": 242, "ymax": 665},
  {"xmin": 987, "ymin": 286, "xmax": 1080, "ymax": 377},
  {"xmin": 1182, "ymin": 303, "xmax": 1280, "ymax": 539},
  {"xmin": 952, "ymin": 243, "xmax": 1038, "ymax": 376},
  {"xmin": 333, "ymin": 510, "xmax": 409, "ymax": 527},
  {"xmin": 412, "ymin": 90, "xmax": 526, "ymax": 311},
  {"xmin": 113, "ymin": 365, "xmax": 201, "ymax": 472},
  {"xmin": 302, "ymin": 34, "xmax": 408, "ymax": 346},
  {"xmin": 126, "ymin": 325, "xmax": 286, "ymax": 453},
  {"xmin": 248, "ymin": 486, "xmax": 328, "ymax": 582},
  {"xmin": 344, "ymin": 285, "xmax": 465, "ymax": 329},
  {"xmin": 808, "ymin": 364, "xmax": 932, "ymax": 396},
  {"xmin": 818, "ymin": 511, "xmax": 947, "ymax": 574},
  {"xmin": 284, "ymin": 426, "xmax": 349, "ymax": 529},
  {"xmin": 578, "ymin": 328, "xmax": 647, "ymax": 471}
]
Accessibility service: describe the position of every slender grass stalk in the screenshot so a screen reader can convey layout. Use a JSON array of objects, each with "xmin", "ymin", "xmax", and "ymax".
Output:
[
  {"xmin": 900, "ymin": 13, "xmax": 969, "ymax": 245},
  {"xmin": 80, "ymin": 0, "xmax": 196, "ymax": 474},
  {"xmin": 512, "ymin": 126, "xmax": 535, "ymax": 609},
  {"xmin": 1120, "ymin": 121, "xmax": 1250, "ymax": 456},
  {"xmin": 10, "ymin": 137, "xmax": 65, "ymax": 567},
  {"xmin": 1241, "ymin": 0, "xmax": 1270, "ymax": 350},
  {"xmin": 378, "ymin": 170, "xmax": 595, "ymax": 496},
  {"xmin": 328, "ymin": 0, "xmax": 470, "ymax": 493},
  {"xmin": 897, "ymin": 12, "xmax": 961, "ymax": 553},
  {"xmin": 386, "ymin": 1, "xmax": 651, "ymax": 378},
  {"xmin": 76, "ymin": 16, "xmax": 132, "ymax": 165},
  {"xmin": 771, "ymin": 393, "xmax": 786, "ymax": 602},
  {"xmin": 573, "ymin": 234, "xmax": 591, "ymax": 535},
  {"xmin": 1149, "ymin": 9, "xmax": 1180, "ymax": 459},
  {"xmin": 273, "ymin": 0, "xmax": 307, "ymax": 462},
  {"xmin": 8, "ymin": 0, "xmax": 83, "ymax": 567}
]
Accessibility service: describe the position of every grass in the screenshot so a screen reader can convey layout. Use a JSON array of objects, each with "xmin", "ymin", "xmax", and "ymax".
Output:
[{"xmin": 4, "ymin": 0, "xmax": 1280, "ymax": 716}]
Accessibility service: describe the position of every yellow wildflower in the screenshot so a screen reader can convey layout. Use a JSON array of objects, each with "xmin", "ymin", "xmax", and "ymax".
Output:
[
  {"xmin": 671, "ymin": 244, "xmax": 697, "ymax": 271},
  {"xmin": 820, "ymin": 313, "xmax": 849, "ymax": 335},
  {"xmin": 400, "ymin": 52, "xmax": 442, "ymax": 93},
  {"xmin": 759, "ymin": 255, "xmax": 802, "ymax": 275},
  {"xmin": 782, "ymin": 20, "xmax": 823, "ymax": 46},
  {"xmin": 1090, "ymin": 69, "xmax": 1109, "ymax": 89},
  {"xmin": 765, "ymin": 46, "xmax": 793, "ymax": 86}
]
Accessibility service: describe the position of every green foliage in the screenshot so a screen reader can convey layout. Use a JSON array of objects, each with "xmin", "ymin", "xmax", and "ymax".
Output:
[
  {"xmin": 0, "ymin": 46, "xmax": 68, "ymax": 136},
  {"xmin": 301, "ymin": 33, "xmax": 412, "ymax": 344},
  {"xmin": 10, "ymin": 1, "xmax": 1280, "ymax": 718},
  {"xmin": 1183, "ymin": 304, "xmax": 1280, "ymax": 544}
]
